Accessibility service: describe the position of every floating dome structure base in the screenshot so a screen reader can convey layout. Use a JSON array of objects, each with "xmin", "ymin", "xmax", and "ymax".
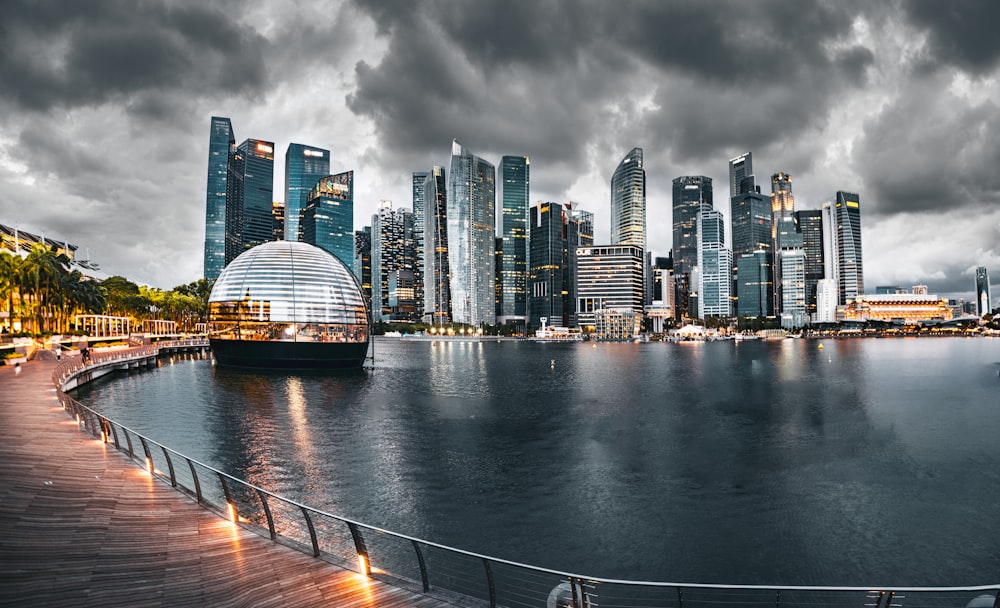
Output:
[{"xmin": 208, "ymin": 241, "xmax": 370, "ymax": 369}]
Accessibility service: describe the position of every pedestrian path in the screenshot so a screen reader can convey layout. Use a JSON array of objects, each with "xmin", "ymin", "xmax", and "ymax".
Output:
[{"xmin": 0, "ymin": 358, "xmax": 458, "ymax": 607}]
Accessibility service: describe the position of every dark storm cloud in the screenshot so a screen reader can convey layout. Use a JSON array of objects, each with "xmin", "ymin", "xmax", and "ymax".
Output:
[
  {"xmin": 904, "ymin": 0, "xmax": 1000, "ymax": 74},
  {"xmin": 0, "ymin": 0, "xmax": 268, "ymax": 114},
  {"xmin": 854, "ymin": 83, "xmax": 1000, "ymax": 217},
  {"xmin": 348, "ymin": 0, "xmax": 875, "ymax": 177}
]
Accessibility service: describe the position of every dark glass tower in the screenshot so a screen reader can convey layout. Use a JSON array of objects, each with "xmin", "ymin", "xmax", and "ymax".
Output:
[
  {"xmin": 672, "ymin": 176, "xmax": 713, "ymax": 318},
  {"xmin": 529, "ymin": 202, "xmax": 569, "ymax": 329},
  {"xmin": 284, "ymin": 144, "xmax": 330, "ymax": 242},
  {"xmin": 795, "ymin": 209, "xmax": 824, "ymax": 317},
  {"xmin": 301, "ymin": 171, "xmax": 354, "ymax": 267},
  {"xmin": 412, "ymin": 171, "xmax": 429, "ymax": 319},
  {"xmin": 736, "ymin": 251, "xmax": 772, "ymax": 318},
  {"xmin": 372, "ymin": 203, "xmax": 417, "ymax": 322},
  {"xmin": 976, "ymin": 266, "xmax": 991, "ymax": 316},
  {"xmin": 235, "ymin": 138, "xmax": 275, "ymax": 252},
  {"xmin": 729, "ymin": 152, "xmax": 753, "ymax": 199},
  {"xmin": 611, "ymin": 147, "xmax": 646, "ymax": 248},
  {"xmin": 499, "ymin": 155, "xmax": 529, "ymax": 325},
  {"xmin": 423, "ymin": 166, "xmax": 451, "ymax": 324},
  {"xmin": 354, "ymin": 226, "xmax": 372, "ymax": 307},
  {"xmin": 204, "ymin": 116, "xmax": 235, "ymax": 280},
  {"xmin": 835, "ymin": 191, "xmax": 864, "ymax": 303}
]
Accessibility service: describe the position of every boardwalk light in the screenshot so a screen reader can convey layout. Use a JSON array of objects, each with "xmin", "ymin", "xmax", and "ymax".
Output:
[
  {"xmin": 227, "ymin": 502, "xmax": 238, "ymax": 523},
  {"xmin": 357, "ymin": 553, "xmax": 370, "ymax": 575}
]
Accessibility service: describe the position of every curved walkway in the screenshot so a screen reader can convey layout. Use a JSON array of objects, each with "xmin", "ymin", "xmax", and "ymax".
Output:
[{"xmin": 0, "ymin": 358, "xmax": 456, "ymax": 607}]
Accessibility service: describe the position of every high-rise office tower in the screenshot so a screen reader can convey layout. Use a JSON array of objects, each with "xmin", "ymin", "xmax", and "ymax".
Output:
[
  {"xmin": 412, "ymin": 171, "xmax": 429, "ymax": 318},
  {"xmin": 771, "ymin": 173, "xmax": 795, "ymax": 239},
  {"xmin": 499, "ymin": 155, "xmax": 529, "ymax": 327},
  {"xmin": 729, "ymin": 152, "xmax": 753, "ymax": 199},
  {"xmin": 611, "ymin": 148, "xmax": 646, "ymax": 248},
  {"xmin": 372, "ymin": 202, "xmax": 417, "ymax": 322},
  {"xmin": 820, "ymin": 201, "xmax": 840, "ymax": 301},
  {"xmin": 528, "ymin": 202, "xmax": 570, "ymax": 329},
  {"xmin": 976, "ymin": 266, "xmax": 991, "ymax": 316},
  {"xmin": 565, "ymin": 204, "xmax": 593, "ymax": 328},
  {"xmin": 736, "ymin": 251, "xmax": 772, "ymax": 318},
  {"xmin": 795, "ymin": 209, "xmax": 824, "ymax": 317},
  {"xmin": 834, "ymin": 191, "xmax": 864, "ymax": 303},
  {"xmin": 697, "ymin": 209, "xmax": 732, "ymax": 318},
  {"xmin": 204, "ymin": 116, "xmax": 235, "ymax": 280},
  {"xmin": 448, "ymin": 140, "xmax": 496, "ymax": 326},
  {"xmin": 611, "ymin": 148, "xmax": 646, "ymax": 303},
  {"xmin": 776, "ymin": 215, "xmax": 806, "ymax": 328},
  {"xmin": 673, "ymin": 176, "xmax": 713, "ymax": 318},
  {"xmin": 284, "ymin": 144, "xmax": 330, "ymax": 242},
  {"xmin": 271, "ymin": 201, "xmax": 285, "ymax": 242},
  {"xmin": 234, "ymin": 138, "xmax": 275, "ymax": 252},
  {"xmin": 301, "ymin": 171, "xmax": 354, "ymax": 267},
  {"xmin": 730, "ymin": 186, "xmax": 771, "ymax": 315},
  {"xmin": 576, "ymin": 244, "xmax": 645, "ymax": 332},
  {"xmin": 422, "ymin": 166, "xmax": 451, "ymax": 325},
  {"xmin": 354, "ymin": 226, "xmax": 372, "ymax": 307}
]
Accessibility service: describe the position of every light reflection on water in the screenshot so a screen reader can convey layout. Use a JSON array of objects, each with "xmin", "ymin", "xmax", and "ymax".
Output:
[{"xmin": 74, "ymin": 338, "xmax": 1000, "ymax": 586}]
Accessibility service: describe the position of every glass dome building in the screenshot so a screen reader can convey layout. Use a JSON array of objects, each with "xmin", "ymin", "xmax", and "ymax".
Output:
[{"xmin": 208, "ymin": 241, "xmax": 369, "ymax": 368}]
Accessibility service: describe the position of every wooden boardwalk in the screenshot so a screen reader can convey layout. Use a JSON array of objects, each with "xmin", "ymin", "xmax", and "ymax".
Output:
[{"xmin": 0, "ymin": 358, "xmax": 461, "ymax": 607}]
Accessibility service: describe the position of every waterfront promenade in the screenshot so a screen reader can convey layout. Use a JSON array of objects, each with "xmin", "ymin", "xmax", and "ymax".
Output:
[{"xmin": 0, "ymin": 358, "xmax": 455, "ymax": 607}]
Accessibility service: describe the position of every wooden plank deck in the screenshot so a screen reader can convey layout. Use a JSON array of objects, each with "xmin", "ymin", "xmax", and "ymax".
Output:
[{"xmin": 0, "ymin": 358, "xmax": 462, "ymax": 607}]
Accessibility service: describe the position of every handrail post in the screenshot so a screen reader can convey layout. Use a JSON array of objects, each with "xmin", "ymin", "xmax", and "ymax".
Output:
[
  {"xmin": 481, "ymin": 558, "xmax": 496, "ymax": 608},
  {"xmin": 160, "ymin": 446, "xmax": 177, "ymax": 487},
  {"xmin": 255, "ymin": 489, "xmax": 276, "ymax": 540},
  {"xmin": 347, "ymin": 522, "xmax": 370, "ymax": 575},
  {"xmin": 218, "ymin": 473, "xmax": 236, "ymax": 521},
  {"xmin": 139, "ymin": 437, "xmax": 153, "ymax": 473},
  {"xmin": 410, "ymin": 539, "xmax": 430, "ymax": 592},
  {"xmin": 187, "ymin": 459, "xmax": 203, "ymax": 503},
  {"xmin": 300, "ymin": 506, "xmax": 320, "ymax": 557}
]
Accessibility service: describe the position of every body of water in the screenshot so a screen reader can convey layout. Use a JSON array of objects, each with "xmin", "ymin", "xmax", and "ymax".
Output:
[{"xmin": 74, "ymin": 337, "xmax": 1000, "ymax": 586}]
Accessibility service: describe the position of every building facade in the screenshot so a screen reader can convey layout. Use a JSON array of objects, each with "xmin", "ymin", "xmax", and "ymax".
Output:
[
  {"xmin": 353, "ymin": 226, "xmax": 372, "ymax": 308},
  {"xmin": 499, "ymin": 155, "xmax": 529, "ymax": 327},
  {"xmin": 834, "ymin": 191, "xmax": 864, "ymax": 304},
  {"xmin": 234, "ymin": 138, "xmax": 276, "ymax": 253},
  {"xmin": 204, "ymin": 116, "xmax": 235, "ymax": 280},
  {"xmin": 776, "ymin": 215, "xmax": 806, "ymax": 328},
  {"xmin": 371, "ymin": 202, "xmax": 418, "ymax": 322},
  {"xmin": 729, "ymin": 152, "xmax": 753, "ymax": 200},
  {"xmin": 673, "ymin": 175, "xmax": 713, "ymax": 318},
  {"xmin": 301, "ymin": 171, "xmax": 354, "ymax": 267},
  {"xmin": 575, "ymin": 244, "xmax": 644, "ymax": 333},
  {"xmin": 447, "ymin": 140, "xmax": 496, "ymax": 326},
  {"xmin": 736, "ymin": 251, "xmax": 772, "ymax": 318},
  {"xmin": 422, "ymin": 166, "xmax": 451, "ymax": 325},
  {"xmin": 284, "ymin": 144, "xmax": 330, "ymax": 242},
  {"xmin": 976, "ymin": 266, "xmax": 991, "ymax": 316},
  {"xmin": 528, "ymin": 202, "xmax": 569, "ymax": 329},
  {"xmin": 796, "ymin": 209, "xmax": 824, "ymax": 317},
  {"xmin": 697, "ymin": 209, "xmax": 732, "ymax": 318}
]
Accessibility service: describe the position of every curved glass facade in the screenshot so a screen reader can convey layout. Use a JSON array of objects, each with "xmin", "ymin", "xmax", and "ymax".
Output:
[{"xmin": 209, "ymin": 241, "xmax": 368, "ymax": 343}]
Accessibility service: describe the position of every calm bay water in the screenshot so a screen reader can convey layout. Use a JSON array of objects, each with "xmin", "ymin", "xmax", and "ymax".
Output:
[{"xmin": 74, "ymin": 337, "xmax": 1000, "ymax": 586}]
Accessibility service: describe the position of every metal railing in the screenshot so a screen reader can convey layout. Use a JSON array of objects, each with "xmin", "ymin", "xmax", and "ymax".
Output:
[{"xmin": 51, "ymin": 345, "xmax": 1000, "ymax": 608}]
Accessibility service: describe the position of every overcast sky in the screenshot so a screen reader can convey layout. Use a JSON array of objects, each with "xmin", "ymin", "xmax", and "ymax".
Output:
[{"xmin": 1, "ymin": 0, "xmax": 998, "ymax": 298}]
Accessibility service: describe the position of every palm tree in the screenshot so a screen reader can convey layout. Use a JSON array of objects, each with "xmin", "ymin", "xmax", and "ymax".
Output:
[
  {"xmin": 0, "ymin": 251, "xmax": 22, "ymax": 333},
  {"xmin": 22, "ymin": 244, "xmax": 70, "ymax": 333}
]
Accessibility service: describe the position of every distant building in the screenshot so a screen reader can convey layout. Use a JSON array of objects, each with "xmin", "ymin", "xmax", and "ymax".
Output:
[
  {"xmin": 834, "ymin": 191, "xmax": 865, "ymax": 304},
  {"xmin": 284, "ymin": 144, "xmax": 329, "ymax": 242},
  {"xmin": 576, "ymin": 244, "xmax": 644, "ymax": 334},
  {"xmin": 422, "ymin": 166, "xmax": 451, "ymax": 325},
  {"xmin": 838, "ymin": 294, "xmax": 952, "ymax": 324},
  {"xmin": 728, "ymin": 152, "xmax": 754, "ymax": 200},
  {"xmin": 499, "ymin": 155, "xmax": 530, "ymax": 328},
  {"xmin": 730, "ymin": 186, "xmax": 771, "ymax": 316},
  {"xmin": 271, "ymin": 201, "xmax": 284, "ymax": 242},
  {"xmin": 204, "ymin": 116, "xmax": 235, "ymax": 280},
  {"xmin": 353, "ymin": 227, "xmax": 372, "ymax": 308},
  {"xmin": 776, "ymin": 215, "xmax": 806, "ymax": 328},
  {"xmin": 815, "ymin": 278, "xmax": 838, "ymax": 323},
  {"xmin": 301, "ymin": 171, "xmax": 354, "ymax": 267},
  {"xmin": 875, "ymin": 286, "xmax": 906, "ymax": 295},
  {"xmin": 673, "ymin": 175, "xmax": 713, "ymax": 318},
  {"xmin": 529, "ymin": 202, "xmax": 575, "ymax": 329},
  {"xmin": 770, "ymin": 173, "xmax": 794, "ymax": 240},
  {"xmin": 371, "ymin": 202, "xmax": 417, "ymax": 322},
  {"xmin": 697, "ymin": 209, "xmax": 731, "ymax": 318},
  {"xmin": 795, "ymin": 209, "xmax": 824, "ymax": 317},
  {"xmin": 736, "ymin": 251, "xmax": 772, "ymax": 318},
  {"xmin": 911, "ymin": 284, "xmax": 928, "ymax": 295},
  {"xmin": 976, "ymin": 267, "xmax": 991, "ymax": 317},
  {"xmin": 611, "ymin": 147, "xmax": 647, "ymax": 305},
  {"xmin": 448, "ymin": 140, "xmax": 495, "ymax": 326},
  {"xmin": 412, "ymin": 171, "xmax": 429, "ymax": 319},
  {"xmin": 234, "ymin": 139, "xmax": 276, "ymax": 253}
]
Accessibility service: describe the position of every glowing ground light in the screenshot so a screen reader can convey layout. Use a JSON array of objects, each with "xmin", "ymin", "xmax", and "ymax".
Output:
[{"xmin": 227, "ymin": 502, "xmax": 237, "ymax": 523}]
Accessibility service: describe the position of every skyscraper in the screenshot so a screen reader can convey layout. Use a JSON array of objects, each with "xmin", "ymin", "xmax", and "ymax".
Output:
[
  {"xmin": 795, "ymin": 209, "xmax": 824, "ymax": 317},
  {"xmin": 371, "ymin": 202, "xmax": 417, "ymax": 322},
  {"xmin": 284, "ymin": 144, "xmax": 330, "ymax": 242},
  {"xmin": 776, "ymin": 215, "xmax": 806, "ymax": 328},
  {"xmin": 300, "ymin": 171, "xmax": 354, "ymax": 266},
  {"xmin": 499, "ymin": 155, "xmax": 529, "ymax": 327},
  {"xmin": 528, "ymin": 202, "xmax": 570, "ymax": 329},
  {"xmin": 976, "ymin": 266, "xmax": 991, "ymax": 317},
  {"xmin": 204, "ymin": 116, "xmax": 235, "ymax": 280},
  {"xmin": 697, "ymin": 209, "xmax": 732, "ymax": 318},
  {"xmin": 423, "ymin": 166, "xmax": 451, "ymax": 325},
  {"xmin": 234, "ymin": 138, "xmax": 275, "ymax": 251},
  {"xmin": 412, "ymin": 171, "xmax": 429, "ymax": 319},
  {"xmin": 729, "ymin": 152, "xmax": 753, "ymax": 199},
  {"xmin": 576, "ymin": 245, "xmax": 645, "ymax": 333},
  {"xmin": 673, "ymin": 176, "xmax": 713, "ymax": 319},
  {"xmin": 611, "ymin": 147, "xmax": 646, "ymax": 248},
  {"xmin": 834, "ymin": 191, "xmax": 864, "ymax": 303},
  {"xmin": 736, "ymin": 251, "xmax": 772, "ymax": 318},
  {"xmin": 354, "ymin": 226, "xmax": 372, "ymax": 307},
  {"xmin": 771, "ymin": 172, "xmax": 795, "ymax": 240},
  {"xmin": 448, "ymin": 140, "xmax": 496, "ymax": 326}
]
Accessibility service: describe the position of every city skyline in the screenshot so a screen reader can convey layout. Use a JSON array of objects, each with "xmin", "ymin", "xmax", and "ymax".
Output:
[{"xmin": 1, "ymin": 1, "xmax": 998, "ymax": 298}]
